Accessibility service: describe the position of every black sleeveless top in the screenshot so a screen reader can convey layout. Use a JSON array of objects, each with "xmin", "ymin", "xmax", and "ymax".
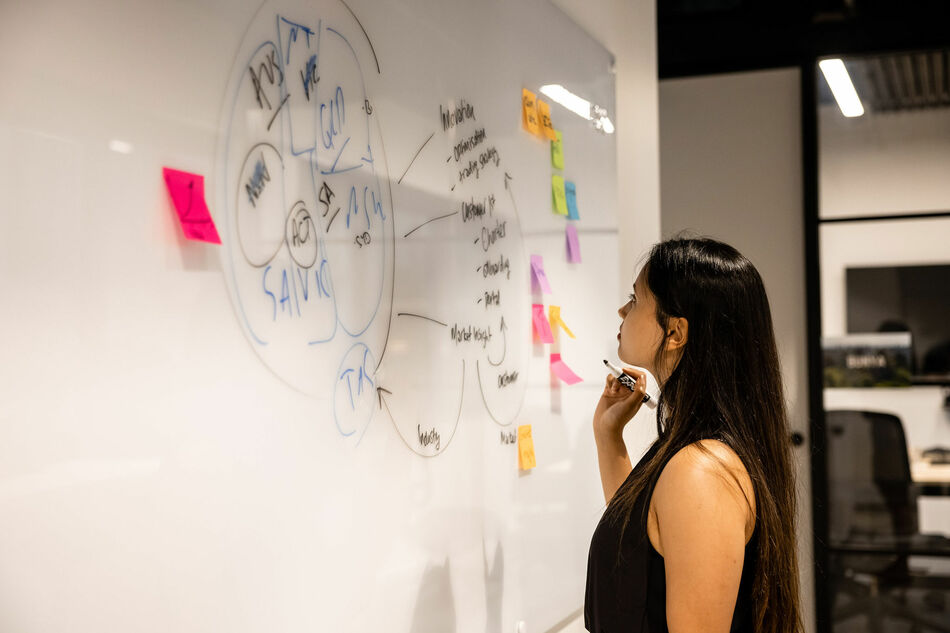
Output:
[{"xmin": 585, "ymin": 439, "xmax": 759, "ymax": 633}]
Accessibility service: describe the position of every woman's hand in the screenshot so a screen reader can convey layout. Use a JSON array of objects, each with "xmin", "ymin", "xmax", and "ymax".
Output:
[{"xmin": 593, "ymin": 367, "xmax": 648, "ymax": 443}]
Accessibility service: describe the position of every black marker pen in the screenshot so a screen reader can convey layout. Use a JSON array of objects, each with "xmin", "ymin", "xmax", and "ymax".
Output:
[{"xmin": 603, "ymin": 360, "xmax": 657, "ymax": 409}]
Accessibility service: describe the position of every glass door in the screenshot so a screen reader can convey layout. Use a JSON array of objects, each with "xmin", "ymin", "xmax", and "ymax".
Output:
[{"xmin": 814, "ymin": 49, "xmax": 950, "ymax": 633}]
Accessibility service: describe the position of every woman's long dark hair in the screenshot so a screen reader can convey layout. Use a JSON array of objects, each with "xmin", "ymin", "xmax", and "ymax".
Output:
[{"xmin": 606, "ymin": 237, "xmax": 803, "ymax": 633}]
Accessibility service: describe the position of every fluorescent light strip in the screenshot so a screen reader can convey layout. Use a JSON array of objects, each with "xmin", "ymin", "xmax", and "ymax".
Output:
[
  {"xmin": 819, "ymin": 59, "xmax": 865, "ymax": 118},
  {"xmin": 539, "ymin": 84, "xmax": 592, "ymax": 120}
]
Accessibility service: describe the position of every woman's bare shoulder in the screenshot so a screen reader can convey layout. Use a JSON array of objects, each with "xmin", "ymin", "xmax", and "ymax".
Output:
[{"xmin": 652, "ymin": 439, "xmax": 757, "ymax": 538}]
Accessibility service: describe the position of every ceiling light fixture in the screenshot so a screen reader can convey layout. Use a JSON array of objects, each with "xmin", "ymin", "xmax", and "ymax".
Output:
[{"xmin": 819, "ymin": 59, "xmax": 865, "ymax": 118}]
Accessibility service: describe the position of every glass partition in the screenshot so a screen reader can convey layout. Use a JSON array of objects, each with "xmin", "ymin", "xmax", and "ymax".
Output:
[{"xmin": 816, "ymin": 49, "xmax": 950, "ymax": 633}]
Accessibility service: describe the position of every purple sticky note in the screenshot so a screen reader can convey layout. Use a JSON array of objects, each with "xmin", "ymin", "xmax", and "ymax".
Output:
[
  {"xmin": 162, "ymin": 167, "xmax": 221, "ymax": 244},
  {"xmin": 550, "ymin": 353, "xmax": 583, "ymax": 385},
  {"xmin": 530, "ymin": 254, "xmax": 552, "ymax": 293},
  {"xmin": 532, "ymin": 304, "xmax": 554, "ymax": 343},
  {"xmin": 566, "ymin": 224, "xmax": 581, "ymax": 263}
]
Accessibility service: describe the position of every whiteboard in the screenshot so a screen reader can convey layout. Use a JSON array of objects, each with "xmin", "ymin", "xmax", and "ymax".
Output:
[{"xmin": 0, "ymin": 1, "xmax": 621, "ymax": 632}]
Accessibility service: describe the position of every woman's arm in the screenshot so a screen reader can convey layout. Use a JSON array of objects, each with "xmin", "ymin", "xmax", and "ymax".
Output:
[
  {"xmin": 594, "ymin": 425, "xmax": 632, "ymax": 504},
  {"xmin": 653, "ymin": 440, "xmax": 755, "ymax": 633},
  {"xmin": 592, "ymin": 369, "xmax": 649, "ymax": 503}
]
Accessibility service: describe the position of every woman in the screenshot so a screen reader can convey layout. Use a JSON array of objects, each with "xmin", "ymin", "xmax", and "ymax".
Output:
[{"xmin": 585, "ymin": 238, "xmax": 803, "ymax": 633}]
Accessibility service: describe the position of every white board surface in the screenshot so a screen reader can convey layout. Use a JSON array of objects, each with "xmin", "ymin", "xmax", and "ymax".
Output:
[{"xmin": 0, "ymin": 1, "xmax": 622, "ymax": 632}]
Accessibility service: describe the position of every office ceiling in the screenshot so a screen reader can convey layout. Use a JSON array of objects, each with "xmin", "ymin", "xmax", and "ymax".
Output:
[
  {"xmin": 823, "ymin": 50, "xmax": 950, "ymax": 112},
  {"xmin": 658, "ymin": 0, "xmax": 950, "ymax": 84}
]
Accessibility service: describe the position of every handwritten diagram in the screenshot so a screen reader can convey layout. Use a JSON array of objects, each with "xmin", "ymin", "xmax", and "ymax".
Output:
[{"xmin": 217, "ymin": 0, "xmax": 528, "ymax": 455}]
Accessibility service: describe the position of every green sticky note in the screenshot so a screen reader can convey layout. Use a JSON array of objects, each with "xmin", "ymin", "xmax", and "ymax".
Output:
[
  {"xmin": 551, "ymin": 130, "xmax": 564, "ymax": 170},
  {"xmin": 552, "ymin": 175, "xmax": 568, "ymax": 215}
]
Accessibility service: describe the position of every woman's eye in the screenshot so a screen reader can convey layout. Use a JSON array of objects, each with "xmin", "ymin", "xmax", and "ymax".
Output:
[{"xmin": 627, "ymin": 293, "xmax": 637, "ymax": 305}]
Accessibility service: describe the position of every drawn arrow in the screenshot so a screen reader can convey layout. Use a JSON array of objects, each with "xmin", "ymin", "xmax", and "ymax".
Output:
[
  {"xmin": 376, "ymin": 386, "xmax": 392, "ymax": 409},
  {"xmin": 396, "ymin": 132, "xmax": 434, "ymax": 184},
  {"xmin": 403, "ymin": 210, "xmax": 458, "ymax": 238},
  {"xmin": 487, "ymin": 316, "xmax": 507, "ymax": 367}
]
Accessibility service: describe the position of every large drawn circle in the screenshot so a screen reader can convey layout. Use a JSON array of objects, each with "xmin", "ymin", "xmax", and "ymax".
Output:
[
  {"xmin": 215, "ymin": 1, "xmax": 394, "ymax": 399},
  {"xmin": 236, "ymin": 142, "xmax": 286, "ymax": 267}
]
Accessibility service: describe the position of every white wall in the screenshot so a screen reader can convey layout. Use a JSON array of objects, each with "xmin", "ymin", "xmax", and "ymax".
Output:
[
  {"xmin": 658, "ymin": 68, "xmax": 816, "ymax": 633},
  {"xmin": 819, "ymin": 106, "xmax": 950, "ymax": 219}
]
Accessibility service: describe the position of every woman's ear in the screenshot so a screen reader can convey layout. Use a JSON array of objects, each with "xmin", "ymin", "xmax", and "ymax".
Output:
[{"xmin": 664, "ymin": 317, "xmax": 689, "ymax": 351}]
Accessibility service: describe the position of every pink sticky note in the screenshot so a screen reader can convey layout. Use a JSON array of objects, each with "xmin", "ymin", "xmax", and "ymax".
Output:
[
  {"xmin": 532, "ymin": 304, "xmax": 554, "ymax": 343},
  {"xmin": 162, "ymin": 167, "xmax": 221, "ymax": 244},
  {"xmin": 550, "ymin": 353, "xmax": 583, "ymax": 385},
  {"xmin": 530, "ymin": 254, "xmax": 552, "ymax": 293},
  {"xmin": 566, "ymin": 223, "xmax": 581, "ymax": 263}
]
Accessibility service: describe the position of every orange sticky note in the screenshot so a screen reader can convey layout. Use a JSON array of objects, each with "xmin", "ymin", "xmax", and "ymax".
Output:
[
  {"xmin": 548, "ymin": 305, "xmax": 575, "ymax": 339},
  {"xmin": 518, "ymin": 424, "xmax": 536, "ymax": 470},
  {"xmin": 162, "ymin": 167, "xmax": 221, "ymax": 244},
  {"xmin": 522, "ymin": 89, "xmax": 540, "ymax": 135},
  {"xmin": 537, "ymin": 99, "xmax": 557, "ymax": 140}
]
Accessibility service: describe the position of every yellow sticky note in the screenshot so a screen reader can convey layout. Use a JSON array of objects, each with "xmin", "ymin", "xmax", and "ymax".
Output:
[
  {"xmin": 548, "ymin": 305, "xmax": 576, "ymax": 339},
  {"xmin": 522, "ymin": 89, "xmax": 540, "ymax": 135},
  {"xmin": 551, "ymin": 130, "xmax": 564, "ymax": 170},
  {"xmin": 518, "ymin": 424, "xmax": 536, "ymax": 470},
  {"xmin": 552, "ymin": 175, "xmax": 568, "ymax": 215},
  {"xmin": 537, "ymin": 100, "xmax": 557, "ymax": 140}
]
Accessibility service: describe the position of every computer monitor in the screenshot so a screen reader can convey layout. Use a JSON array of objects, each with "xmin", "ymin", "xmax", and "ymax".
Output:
[{"xmin": 846, "ymin": 264, "xmax": 950, "ymax": 382}]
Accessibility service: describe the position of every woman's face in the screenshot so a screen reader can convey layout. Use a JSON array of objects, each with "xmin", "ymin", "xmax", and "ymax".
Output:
[{"xmin": 617, "ymin": 268, "xmax": 666, "ymax": 373}]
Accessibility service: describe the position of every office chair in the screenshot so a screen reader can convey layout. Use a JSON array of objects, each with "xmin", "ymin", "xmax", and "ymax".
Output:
[{"xmin": 825, "ymin": 409, "xmax": 950, "ymax": 633}]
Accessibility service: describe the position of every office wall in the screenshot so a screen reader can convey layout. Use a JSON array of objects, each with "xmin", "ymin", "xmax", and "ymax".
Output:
[
  {"xmin": 659, "ymin": 68, "xmax": 815, "ymax": 633},
  {"xmin": 819, "ymin": 106, "xmax": 950, "ymax": 219}
]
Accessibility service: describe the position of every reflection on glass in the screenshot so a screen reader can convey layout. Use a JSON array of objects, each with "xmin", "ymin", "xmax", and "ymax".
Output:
[{"xmin": 818, "ymin": 49, "xmax": 950, "ymax": 632}]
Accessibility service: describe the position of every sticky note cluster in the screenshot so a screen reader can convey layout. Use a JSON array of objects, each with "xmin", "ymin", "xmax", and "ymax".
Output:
[
  {"xmin": 518, "ymin": 424, "xmax": 536, "ymax": 470},
  {"xmin": 520, "ymin": 87, "xmax": 580, "ymax": 261}
]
